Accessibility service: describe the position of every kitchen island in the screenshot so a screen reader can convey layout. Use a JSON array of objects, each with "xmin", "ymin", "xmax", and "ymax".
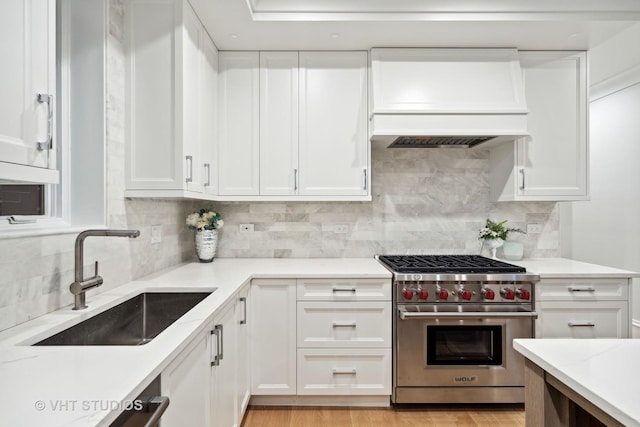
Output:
[{"xmin": 514, "ymin": 338, "xmax": 640, "ymax": 426}]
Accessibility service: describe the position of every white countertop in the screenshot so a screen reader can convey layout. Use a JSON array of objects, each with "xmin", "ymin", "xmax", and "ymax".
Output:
[
  {"xmin": 0, "ymin": 256, "xmax": 636, "ymax": 427},
  {"xmin": 514, "ymin": 338, "xmax": 640, "ymax": 426},
  {"xmin": 0, "ymin": 258, "xmax": 391, "ymax": 427}
]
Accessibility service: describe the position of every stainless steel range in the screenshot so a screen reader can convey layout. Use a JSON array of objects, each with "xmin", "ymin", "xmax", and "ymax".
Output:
[{"xmin": 376, "ymin": 254, "xmax": 540, "ymax": 404}]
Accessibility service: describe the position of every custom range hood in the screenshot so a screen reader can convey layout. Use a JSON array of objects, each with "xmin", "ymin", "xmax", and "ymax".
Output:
[{"xmin": 369, "ymin": 48, "xmax": 529, "ymax": 148}]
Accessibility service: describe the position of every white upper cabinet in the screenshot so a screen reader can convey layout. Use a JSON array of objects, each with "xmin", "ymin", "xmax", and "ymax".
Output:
[
  {"xmin": 218, "ymin": 51, "xmax": 260, "ymax": 196},
  {"xmin": 126, "ymin": 0, "xmax": 217, "ymax": 199},
  {"xmin": 298, "ymin": 51, "xmax": 369, "ymax": 197},
  {"xmin": 490, "ymin": 51, "xmax": 588, "ymax": 201},
  {"xmin": 259, "ymin": 52, "xmax": 299, "ymax": 196},
  {"xmin": 0, "ymin": 0, "xmax": 58, "ymax": 184}
]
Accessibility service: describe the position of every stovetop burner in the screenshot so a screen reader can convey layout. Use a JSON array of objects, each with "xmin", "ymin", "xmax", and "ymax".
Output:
[{"xmin": 377, "ymin": 254, "xmax": 526, "ymax": 274}]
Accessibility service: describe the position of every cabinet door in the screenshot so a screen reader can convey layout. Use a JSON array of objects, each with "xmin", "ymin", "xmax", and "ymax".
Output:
[
  {"xmin": 517, "ymin": 51, "xmax": 588, "ymax": 199},
  {"xmin": 0, "ymin": 0, "xmax": 57, "ymax": 182},
  {"xmin": 260, "ymin": 52, "xmax": 299, "ymax": 195},
  {"xmin": 211, "ymin": 303, "xmax": 237, "ymax": 427},
  {"xmin": 218, "ymin": 51, "xmax": 260, "ymax": 196},
  {"xmin": 250, "ymin": 279, "xmax": 297, "ymax": 395},
  {"xmin": 201, "ymin": 31, "xmax": 219, "ymax": 196},
  {"xmin": 235, "ymin": 285, "xmax": 250, "ymax": 421},
  {"xmin": 536, "ymin": 301, "xmax": 629, "ymax": 338},
  {"xmin": 298, "ymin": 51, "xmax": 368, "ymax": 196},
  {"xmin": 162, "ymin": 328, "xmax": 210, "ymax": 427}
]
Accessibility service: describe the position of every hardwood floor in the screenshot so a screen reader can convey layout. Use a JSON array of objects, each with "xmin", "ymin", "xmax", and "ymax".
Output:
[{"xmin": 241, "ymin": 405, "xmax": 525, "ymax": 426}]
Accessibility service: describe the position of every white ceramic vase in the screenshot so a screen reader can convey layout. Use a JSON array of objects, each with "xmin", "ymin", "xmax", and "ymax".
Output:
[
  {"xmin": 195, "ymin": 229, "xmax": 218, "ymax": 263},
  {"xmin": 484, "ymin": 238, "xmax": 504, "ymax": 259}
]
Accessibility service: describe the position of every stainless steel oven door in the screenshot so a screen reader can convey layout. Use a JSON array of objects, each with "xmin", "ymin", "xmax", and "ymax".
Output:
[{"xmin": 396, "ymin": 305, "xmax": 537, "ymax": 388}]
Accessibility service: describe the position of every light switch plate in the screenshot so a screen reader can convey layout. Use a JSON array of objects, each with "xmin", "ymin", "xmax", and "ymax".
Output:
[
  {"xmin": 526, "ymin": 223, "xmax": 543, "ymax": 234},
  {"xmin": 151, "ymin": 225, "xmax": 162, "ymax": 244},
  {"xmin": 239, "ymin": 224, "xmax": 254, "ymax": 233}
]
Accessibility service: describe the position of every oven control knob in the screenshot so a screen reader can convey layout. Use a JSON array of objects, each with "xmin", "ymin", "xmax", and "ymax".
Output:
[
  {"xmin": 482, "ymin": 289, "xmax": 496, "ymax": 300},
  {"xmin": 438, "ymin": 289, "xmax": 449, "ymax": 300},
  {"xmin": 403, "ymin": 289, "xmax": 414, "ymax": 300},
  {"xmin": 460, "ymin": 289, "xmax": 473, "ymax": 301},
  {"xmin": 517, "ymin": 289, "xmax": 531, "ymax": 301},
  {"xmin": 501, "ymin": 289, "xmax": 516, "ymax": 300},
  {"xmin": 418, "ymin": 289, "xmax": 429, "ymax": 300}
]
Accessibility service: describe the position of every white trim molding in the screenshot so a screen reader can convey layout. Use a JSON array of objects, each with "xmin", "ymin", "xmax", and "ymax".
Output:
[{"xmin": 590, "ymin": 64, "xmax": 640, "ymax": 102}]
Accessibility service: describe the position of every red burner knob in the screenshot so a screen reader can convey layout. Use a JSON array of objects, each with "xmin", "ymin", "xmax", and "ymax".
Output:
[
  {"xmin": 501, "ymin": 289, "xmax": 516, "ymax": 300},
  {"xmin": 517, "ymin": 289, "xmax": 531, "ymax": 300},
  {"xmin": 460, "ymin": 289, "xmax": 472, "ymax": 301},
  {"xmin": 403, "ymin": 290, "xmax": 414, "ymax": 300},
  {"xmin": 483, "ymin": 289, "xmax": 496, "ymax": 300},
  {"xmin": 438, "ymin": 289, "xmax": 449, "ymax": 300},
  {"xmin": 418, "ymin": 289, "xmax": 429, "ymax": 300}
]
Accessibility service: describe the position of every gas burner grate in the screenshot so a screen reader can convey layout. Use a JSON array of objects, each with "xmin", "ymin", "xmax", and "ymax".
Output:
[{"xmin": 377, "ymin": 255, "xmax": 526, "ymax": 274}]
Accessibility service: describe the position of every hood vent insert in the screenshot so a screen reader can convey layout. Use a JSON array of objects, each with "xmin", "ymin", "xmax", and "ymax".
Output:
[{"xmin": 389, "ymin": 136, "xmax": 496, "ymax": 148}]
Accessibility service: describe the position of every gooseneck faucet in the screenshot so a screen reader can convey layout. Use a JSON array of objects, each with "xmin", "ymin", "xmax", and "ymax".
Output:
[{"xmin": 70, "ymin": 229, "xmax": 140, "ymax": 310}]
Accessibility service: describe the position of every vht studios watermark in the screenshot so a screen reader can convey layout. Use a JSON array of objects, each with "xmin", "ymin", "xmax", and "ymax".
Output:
[{"xmin": 34, "ymin": 399, "xmax": 144, "ymax": 412}]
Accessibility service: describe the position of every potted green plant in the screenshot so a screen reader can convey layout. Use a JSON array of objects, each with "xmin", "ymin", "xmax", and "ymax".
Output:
[{"xmin": 478, "ymin": 219, "xmax": 523, "ymax": 258}]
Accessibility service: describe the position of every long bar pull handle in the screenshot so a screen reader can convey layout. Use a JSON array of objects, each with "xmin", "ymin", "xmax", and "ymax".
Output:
[
  {"xmin": 332, "ymin": 287, "xmax": 357, "ymax": 294},
  {"xmin": 185, "ymin": 156, "xmax": 193, "ymax": 183},
  {"xmin": 294, "ymin": 169, "xmax": 298, "ymax": 191},
  {"xmin": 204, "ymin": 163, "xmax": 211, "ymax": 187},
  {"xmin": 240, "ymin": 297, "xmax": 247, "ymax": 325},
  {"xmin": 37, "ymin": 93, "xmax": 53, "ymax": 151},
  {"xmin": 519, "ymin": 168, "xmax": 525, "ymax": 190},
  {"xmin": 332, "ymin": 368, "xmax": 357, "ymax": 375},
  {"xmin": 568, "ymin": 321, "xmax": 596, "ymax": 327},
  {"xmin": 363, "ymin": 169, "xmax": 368, "ymax": 191},
  {"xmin": 332, "ymin": 322, "xmax": 357, "ymax": 328},
  {"xmin": 568, "ymin": 287, "xmax": 596, "ymax": 292},
  {"xmin": 211, "ymin": 324, "xmax": 222, "ymax": 366},
  {"xmin": 144, "ymin": 396, "xmax": 170, "ymax": 427}
]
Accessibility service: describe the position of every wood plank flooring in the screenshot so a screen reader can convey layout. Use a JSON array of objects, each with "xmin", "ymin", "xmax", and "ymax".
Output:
[{"xmin": 241, "ymin": 405, "xmax": 525, "ymax": 426}]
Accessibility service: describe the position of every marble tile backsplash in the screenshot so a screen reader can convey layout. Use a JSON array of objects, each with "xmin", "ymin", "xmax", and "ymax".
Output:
[{"xmin": 192, "ymin": 145, "xmax": 559, "ymax": 260}]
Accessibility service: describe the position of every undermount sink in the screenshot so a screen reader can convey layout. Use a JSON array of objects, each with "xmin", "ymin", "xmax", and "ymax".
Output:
[{"xmin": 34, "ymin": 291, "xmax": 213, "ymax": 346}]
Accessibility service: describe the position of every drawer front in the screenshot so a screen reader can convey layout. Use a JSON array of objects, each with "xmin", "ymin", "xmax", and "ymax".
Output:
[
  {"xmin": 536, "ymin": 301, "xmax": 629, "ymax": 338},
  {"xmin": 297, "ymin": 278, "xmax": 391, "ymax": 301},
  {"xmin": 297, "ymin": 348, "xmax": 391, "ymax": 395},
  {"xmin": 297, "ymin": 302, "xmax": 391, "ymax": 348},
  {"xmin": 536, "ymin": 279, "xmax": 629, "ymax": 301}
]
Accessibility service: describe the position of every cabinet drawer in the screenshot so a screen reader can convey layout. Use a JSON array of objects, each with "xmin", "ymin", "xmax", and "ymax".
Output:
[
  {"xmin": 536, "ymin": 279, "xmax": 629, "ymax": 301},
  {"xmin": 297, "ymin": 302, "xmax": 391, "ymax": 348},
  {"xmin": 297, "ymin": 278, "xmax": 391, "ymax": 301},
  {"xmin": 536, "ymin": 301, "xmax": 629, "ymax": 338},
  {"xmin": 297, "ymin": 348, "xmax": 391, "ymax": 395}
]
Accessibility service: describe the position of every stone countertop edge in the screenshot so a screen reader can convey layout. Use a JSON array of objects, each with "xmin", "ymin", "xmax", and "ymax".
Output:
[{"xmin": 513, "ymin": 338, "xmax": 640, "ymax": 426}]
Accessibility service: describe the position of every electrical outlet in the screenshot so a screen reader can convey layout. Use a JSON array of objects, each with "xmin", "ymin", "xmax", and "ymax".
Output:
[
  {"xmin": 239, "ymin": 223, "xmax": 255, "ymax": 233},
  {"xmin": 151, "ymin": 225, "xmax": 162, "ymax": 244},
  {"xmin": 526, "ymin": 223, "xmax": 543, "ymax": 234},
  {"xmin": 334, "ymin": 224, "xmax": 349, "ymax": 234}
]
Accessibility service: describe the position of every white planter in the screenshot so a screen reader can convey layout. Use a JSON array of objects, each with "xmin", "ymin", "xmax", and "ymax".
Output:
[
  {"xmin": 195, "ymin": 229, "xmax": 218, "ymax": 263},
  {"xmin": 484, "ymin": 238, "xmax": 504, "ymax": 259}
]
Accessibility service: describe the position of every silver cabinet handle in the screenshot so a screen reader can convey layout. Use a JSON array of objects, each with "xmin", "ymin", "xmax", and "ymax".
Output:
[
  {"xmin": 144, "ymin": 396, "xmax": 170, "ymax": 427},
  {"xmin": 519, "ymin": 168, "xmax": 525, "ymax": 190},
  {"xmin": 332, "ymin": 287, "xmax": 357, "ymax": 293},
  {"xmin": 363, "ymin": 169, "xmax": 368, "ymax": 191},
  {"xmin": 294, "ymin": 169, "xmax": 298, "ymax": 191},
  {"xmin": 568, "ymin": 287, "xmax": 596, "ymax": 292},
  {"xmin": 332, "ymin": 321, "xmax": 357, "ymax": 328},
  {"xmin": 240, "ymin": 297, "xmax": 247, "ymax": 325},
  {"xmin": 332, "ymin": 368, "xmax": 357, "ymax": 375},
  {"xmin": 204, "ymin": 163, "xmax": 211, "ymax": 187},
  {"xmin": 37, "ymin": 93, "xmax": 53, "ymax": 151},
  {"xmin": 568, "ymin": 321, "xmax": 595, "ymax": 327},
  {"xmin": 185, "ymin": 156, "xmax": 193, "ymax": 183},
  {"xmin": 399, "ymin": 309, "xmax": 538, "ymax": 320},
  {"xmin": 211, "ymin": 324, "xmax": 223, "ymax": 366}
]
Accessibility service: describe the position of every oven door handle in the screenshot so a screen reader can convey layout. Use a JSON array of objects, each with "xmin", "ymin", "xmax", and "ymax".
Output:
[{"xmin": 398, "ymin": 309, "xmax": 538, "ymax": 320}]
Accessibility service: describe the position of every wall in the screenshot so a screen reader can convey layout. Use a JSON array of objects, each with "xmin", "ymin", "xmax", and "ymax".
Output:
[
  {"xmin": 205, "ymin": 145, "xmax": 559, "ymax": 259},
  {"xmin": 0, "ymin": 0, "xmax": 194, "ymax": 332},
  {"xmin": 561, "ymin": 28, "xmax": 640, "ymax": 337}
]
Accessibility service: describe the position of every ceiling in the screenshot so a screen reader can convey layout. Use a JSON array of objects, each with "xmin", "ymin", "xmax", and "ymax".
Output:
[{"xmin": 189, "ymin": 0, "xmax": 640, "ymax": 51}]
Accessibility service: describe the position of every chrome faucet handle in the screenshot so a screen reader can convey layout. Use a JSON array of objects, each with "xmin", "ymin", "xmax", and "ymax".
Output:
[{"xmin": 94, "ymin": 260, "xmax": 98, "ymax": 277}]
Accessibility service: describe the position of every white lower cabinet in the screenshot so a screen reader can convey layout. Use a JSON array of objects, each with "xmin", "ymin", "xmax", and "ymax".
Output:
[
  {"xmin": 250, "ymin": 279, "xmax": 297, "ymax": 395},
  {"xmin": 535, "ymin": 278, "xmax": 631, "ymax": 338},
  {"xmin": 211, "ymin": 302, "xmax": 237, "ymax": 427},
  {"xmin": 161, "ymin": 325, "xmax": 211, "ymax": 427},
  {"xmin": 297, "ymin": 348, "xmax": 391, "ymax": 395},
  {"xmin": 236, "ymin": 285, "xmax": 250, "ymax": 419}
]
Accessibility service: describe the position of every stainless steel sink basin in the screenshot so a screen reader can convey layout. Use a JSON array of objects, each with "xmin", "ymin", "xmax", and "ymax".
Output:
[{"xmin": 34, "ymin": 291, "xmax": 213, "ymax": 346}]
